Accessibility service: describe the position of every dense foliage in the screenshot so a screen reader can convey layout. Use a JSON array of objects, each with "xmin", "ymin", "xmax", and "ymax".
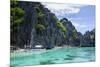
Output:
[{"xmin": 11, "ymin": 0, "xmax": 24, "ymax": 32}]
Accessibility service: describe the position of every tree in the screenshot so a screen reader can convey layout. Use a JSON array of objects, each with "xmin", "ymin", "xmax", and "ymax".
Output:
[
  {"xmin": 56, "ymin": 21, "xmax": 67, "ymax": 38},
  {"xmin": 11, "ymin": 0, "xmax": 24, "ymax": 32},
  {"xmin": 10, "ymin": 0, "xmax": 25, "ymax": 47}
]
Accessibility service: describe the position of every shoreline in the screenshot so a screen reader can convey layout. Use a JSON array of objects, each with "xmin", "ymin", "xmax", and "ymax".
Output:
[{"xmin": 10, "ymin": 46, "xmax": 95, "ymax": 53}]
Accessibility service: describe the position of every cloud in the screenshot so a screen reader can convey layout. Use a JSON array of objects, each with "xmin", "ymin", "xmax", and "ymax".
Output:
[
  {"xmin": 68, "ymin": 17, "xmax": 82, "ymax": 21},
  {"xmin": 42, "ymin": 3, "xmax": 85, "ymax": 18},
  {"xmin": 68, "ymin": 17, "xmax": 88, "ymax": 28},
  {"xmin": 72, "ymin": 22, "xmax": 86, "ymax": 28},
  {"xmin": 41, "ymin": 3, "xmax": 94, "ymax": 34}
]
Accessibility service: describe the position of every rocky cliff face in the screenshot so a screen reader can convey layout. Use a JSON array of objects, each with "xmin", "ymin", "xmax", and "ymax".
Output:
[
  {"xmin": 81, "ymin": 29, "xmax": 95, "ymax": 47},
  {"xmin": 60, "ymin": 18, "xmax": 81, "ymax": 47},
  {"xmin": 60, "ymin": 18, "xmax": 95, "ymax": 47},
  {"xmin": 11, "ymin": 1, "xmax": 95, "ymax": 49},
  {"xmin": 11, "ymin": 1, "xmax": 59, "ymax": 49}
]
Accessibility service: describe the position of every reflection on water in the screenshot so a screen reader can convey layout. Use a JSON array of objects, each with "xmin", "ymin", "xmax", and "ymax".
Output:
[{"xmin": 10, "ymin": 47, "xmax": 95, "ymax": 66}]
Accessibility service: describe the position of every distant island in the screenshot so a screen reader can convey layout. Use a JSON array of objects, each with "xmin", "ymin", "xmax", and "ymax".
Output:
[{"xmin": 10, "ymin": 0, "xmax": 95, "ymax": 51}]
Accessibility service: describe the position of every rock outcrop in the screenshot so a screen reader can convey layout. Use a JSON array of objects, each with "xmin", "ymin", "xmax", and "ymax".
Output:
[{"xmin": 81, "ymin": 29, "xmax": 95, "ymax": 47}]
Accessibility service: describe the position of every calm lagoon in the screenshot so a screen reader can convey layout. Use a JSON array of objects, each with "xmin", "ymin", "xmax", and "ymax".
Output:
[{"xmin": 10, "ymin": 47, "xmax": 95, "ymax": 66}]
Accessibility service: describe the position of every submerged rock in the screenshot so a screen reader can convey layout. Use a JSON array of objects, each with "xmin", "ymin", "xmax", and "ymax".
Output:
[{"xmin": 40, "ymin": 60, "xmax": 55, "ymax": 64}]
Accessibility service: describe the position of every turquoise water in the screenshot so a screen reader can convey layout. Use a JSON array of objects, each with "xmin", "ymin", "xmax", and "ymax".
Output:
[{"xmin": 10, "ymin": 47, "xmax": 95, "ymax": 66}]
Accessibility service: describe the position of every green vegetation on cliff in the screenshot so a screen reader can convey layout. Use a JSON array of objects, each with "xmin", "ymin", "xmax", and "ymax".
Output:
[
  {"xmin": 56, "ymin": 21, "xmax": 66, "ymax": 33},
  {"xmin": 11, "ymin": 0, "xmax": 25, "ymax": 32},
  {"xmin": 56, "ymin": 21, "xmax": 67, "ymax": 38},
  {"xmin": 35, "ymin": 24, "xmax": 45, "ymax": 31}
]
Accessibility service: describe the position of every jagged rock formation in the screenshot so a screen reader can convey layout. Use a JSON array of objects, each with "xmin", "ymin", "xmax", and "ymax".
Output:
[
  {"xmin": 81, "ymin": 29, "xmax": 95, "ymax": 47},
  {"xmin": 11, "ymin": 1, "xmax": 60, "ymax": 49},
  {"xmin": 60, "ymin": 18, "xmax": 81, "ymax": 47},
  {"xmin": 60, "ymin": 18, "xmax": 95, "ymax": 47},
  {"xmin": 10, "ymin": 1, "xmax": 95, "ymax": 49}
]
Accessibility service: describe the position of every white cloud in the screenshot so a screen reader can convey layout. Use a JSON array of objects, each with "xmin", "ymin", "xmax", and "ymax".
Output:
[
  {"xmin": 68, "ymin": 17, "xmax": 82, "ymax": 21},
  {"xmin": 72, "ymin": 22, "xmax": 87, "ymax": 28},
  {"xmin": 42, "ymin": 3, "xmax": 85, "ymax": 18}
]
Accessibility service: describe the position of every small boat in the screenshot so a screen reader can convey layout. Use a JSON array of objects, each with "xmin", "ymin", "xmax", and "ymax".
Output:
[{"xmin": 34, "ymin": 45, "xmax": 44, "ymax": 49}]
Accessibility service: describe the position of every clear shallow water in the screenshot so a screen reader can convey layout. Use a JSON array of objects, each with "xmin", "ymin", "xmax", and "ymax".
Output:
[{"xmin": 10, "ymin": 47, "xmax": 95, "ymax": 66}]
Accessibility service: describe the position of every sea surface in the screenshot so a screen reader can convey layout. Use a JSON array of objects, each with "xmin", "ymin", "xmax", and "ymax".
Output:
[{"xmin": 10, "ymin": 47, "xmax": 95, "ymax": 67}]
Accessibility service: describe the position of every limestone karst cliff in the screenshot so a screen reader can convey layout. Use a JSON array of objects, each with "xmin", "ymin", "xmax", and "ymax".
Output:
[{"xmin": 10, "ymin": 1, "xmax": 95, "ymax": 49}]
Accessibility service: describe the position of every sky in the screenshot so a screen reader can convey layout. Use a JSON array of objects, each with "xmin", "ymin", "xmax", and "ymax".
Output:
[{"xmin": 42, "ymin": 3, "xmax": 95, "ymax": 34}]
